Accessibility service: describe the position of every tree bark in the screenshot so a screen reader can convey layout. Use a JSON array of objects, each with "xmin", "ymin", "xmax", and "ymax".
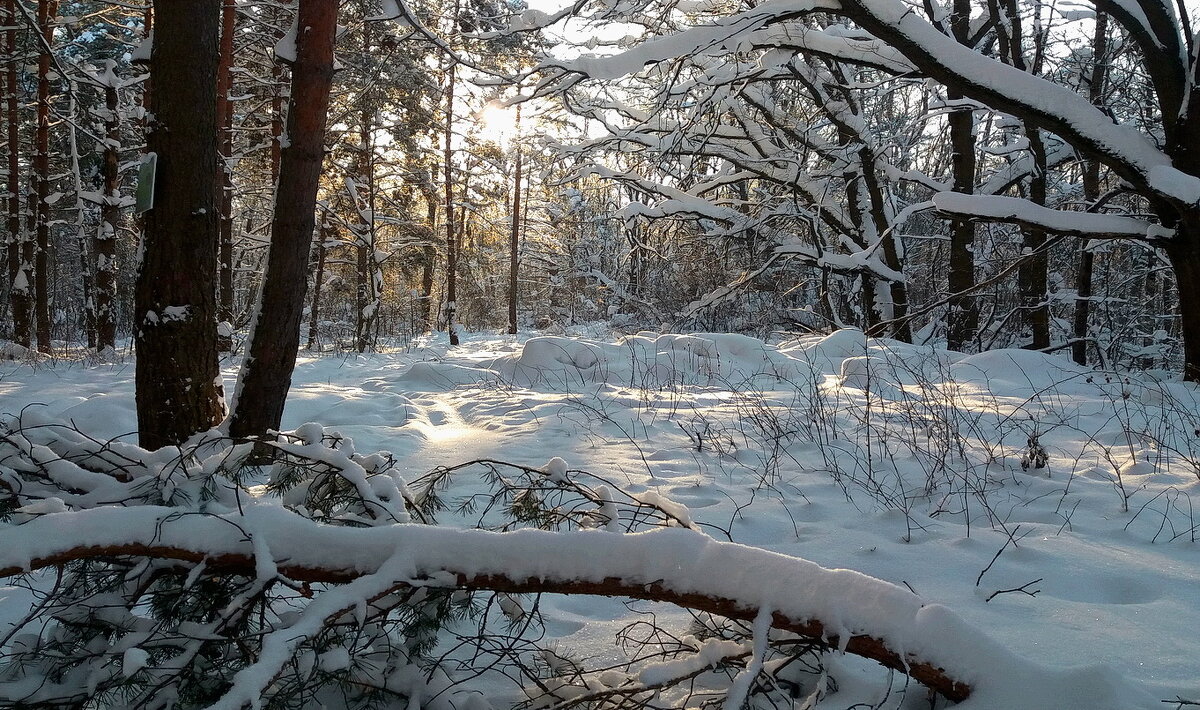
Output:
[
  {"xmin": 443, "ymin": 20, "xmax": 460, "ymax": 347},
  {"xmin": 306, "ymin": 217, "xmax": 329, "ymax": 350},
  {"xmin": 141, "ymin": 6, "xmax": 152, "ymax": 116},
  {"xmin": 1073, "ymin": 12, "xmax": 1108, "ymax": 366},
  {"xmin": 353, "ymin": 103, "xmax": 378, "ymax": 353},
  {"xmin": 1019, "ymin": 124, "xmax": 1050, "ymax": 349},
  {"xmin": 1165, "ymin": 233, "xmax": 1200, "ymax": 381},
  {"xmin": 269, "ymin": 1, "xmax": 290, "ymax": 187},
  {"xmin": 216, "ymin": 0, "xmax": 236, "ymax": 350},
  {"xmin": 944, "ymin": 0, "xmax": 977, "ymax": 352},
  {"xmin": 33, "ymin": 0, "xmax": 57, "ymax": 354},
  {"xmin": 96, "ymin": 83, "xmax": 121, "ymax": 352},
  {"xmin": 992, "ymin": 0, "xmax": 1050, "ymax": 350},
  {"xmin": 508, "ymin": 106, "xmax": 522, "ymax": 335},
  {"xmin": 228, "ymin": 0, "xmax": 336, "ymax": 440},
  {"xmin": 4, "ymin": 0, "xmax": 30, "ymax": 348},
  {"xmin": 134, "ymin": 0, "xmax": 226, "ymax": 450},
  {"xmin": 859, "ymin": 143, "xmax": 911, "ymax": 342}
]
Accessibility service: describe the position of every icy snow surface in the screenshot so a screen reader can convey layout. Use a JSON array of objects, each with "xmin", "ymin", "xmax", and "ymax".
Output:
[{"xmin": 2, "ymin": 328, "xmax": 1200, "ymax": 708}]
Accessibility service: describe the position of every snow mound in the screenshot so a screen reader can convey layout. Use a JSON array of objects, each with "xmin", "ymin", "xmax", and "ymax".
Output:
[
  {"xmin": 491, "ymin": 333, "xmax": 816, "ymax": 388},
  {"xmin": 949, "ymin": 349, "xmax": 1091, "ymax": 392},
  {"xmin": 787, "ymin": 328, "xmax": 868, "ymax": 374}
]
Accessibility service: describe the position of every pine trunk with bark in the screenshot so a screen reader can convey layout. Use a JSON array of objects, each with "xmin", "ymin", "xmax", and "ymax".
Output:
[
  {"xmin": 134, "ymin": 0, "xmax": 226, "ymax": 450},
  {"xmin": 418, "ymin": 177, "xmax": 438, "ymax": 333},
  {"xmin": 508, "ymin": 106, "xmax": 522, "ymax": 335},
  {"xmin": 95, "ymin": 83, "xmax": 120, "ymax": 352},
  {"xmin": 33, "ymin": 0, "xmax": 57, "ymax": 354},
  {"xmin": 353, "ymin": 107, "xmax": 378, "ymax": 354},
  {"xmin": 306, "ymin": 217, "xmax": 329, "ymax": 350},
  {"xmin": 269, "ymin": 1, "xmax": 290, "ymax": 187},
  {"xmin": 443, "ymin": 34, "xmax": 459, "ymax": 347},
  {"xmin": 228, "ymin": 0, "xmax": 336, "ymax": 441},
  {"xmin": 4, "ymin": 0, "xmax": 30, "ymax": 348},
  {"xmin": 216, "ymin": 0, "xmax": 236, "ymax": 350}
]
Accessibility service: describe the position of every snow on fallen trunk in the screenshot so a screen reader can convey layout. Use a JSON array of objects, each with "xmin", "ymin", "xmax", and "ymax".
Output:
[{"xmin": 0, "ymin": 505, "xmax": 1154, "ymax": 708}]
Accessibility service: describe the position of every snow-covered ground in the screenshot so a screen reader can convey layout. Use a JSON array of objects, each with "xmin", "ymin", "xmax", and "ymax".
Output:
[{"xmin": 2, "ymin": 328, "xmax": 1198, "ymax": 708}]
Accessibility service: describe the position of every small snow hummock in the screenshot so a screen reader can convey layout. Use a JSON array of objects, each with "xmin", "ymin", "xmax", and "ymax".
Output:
[{"xmin": 541, "ymin": 456, "xmax": 570, "ymax": 483}]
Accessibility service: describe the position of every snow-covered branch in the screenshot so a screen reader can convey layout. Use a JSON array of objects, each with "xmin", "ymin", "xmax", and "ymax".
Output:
[
  {"xmin": 932, "ymin": 192, "xmax": 1171, "ymax": 241},
  {"xmin": 837, "ymin": 0, "xmax": 1200, "ymax": 205}
]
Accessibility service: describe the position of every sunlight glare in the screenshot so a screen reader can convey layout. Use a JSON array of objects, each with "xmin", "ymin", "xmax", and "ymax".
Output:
[{"xmin": 477, "ymin": 102, "xmax": 518, "ymax": 144}]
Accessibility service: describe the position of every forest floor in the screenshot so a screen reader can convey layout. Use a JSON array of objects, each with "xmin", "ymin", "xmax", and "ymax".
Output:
[{"xmin": 1, "ymin": 327, "xmax": 1199, "ymax": 708}]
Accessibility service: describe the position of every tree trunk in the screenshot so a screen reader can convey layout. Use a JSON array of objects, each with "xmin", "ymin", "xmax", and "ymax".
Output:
[
  {"xmin": 944, "ymin": 0, "xmax": 977, "ymax": 352},
  {"xmin": 858, "ymin": 145, "xmax": 911, "ymax": 342},
  {"xmin": 216, "ymin": 0, "xmax": 236, "ymax": 350},
  {"xmin": 4, "ymin": 0, "xmax": 30, "ymax": 348},
  {"xmin": 443, "ymin": 25, "xmax": 460, "ymax": 347},
  {"xmin": 355, "ymin": 238, "xmax": 370, "ymax": 352},
  {"xmin": 228, "ymin": 0, "xmax": 335, "ymax": 440},
  {"xmin": 420, "ymin": 243, "xmax": 435, "ymax": 331},
  {"xmin": 353, "ymin": 104, "xmax": 378, "ymax": 353},
  {"xmin": 141, "ymin": 6, "xmax": 152, "ymax": 116},
  {"xmin": 134, "ymin": 0, "xmax": 225, "ymax": 450},
  {"xmin": 1165, "ymin": 233, "xmax": 1200, "ymax": 381},
  {"xmin": 79, "ymin": 240, "xmax": 96, "ymax": 349},
  {"xmin": 507, "ymin": 106, "xmax": 522, "ymax": 335},
  {"xmin": 269, "ymin": 1, "xmax": 290, "ymax": 187},
  {"xmin": 305, "ymin": 218, "xmax": 328, "ymax": 350},
  {"xmin": 1073, "ymin": 12, "xmax": 1108, "ymax": 366},
  {"xmin": 33, "ymin": 0, "xmax": 57, "ymax": 354},
  {"xmin": 96, "ymin": 83, "xmax": 121, "ymax": 353},
  {"xmin": 1019, "ymin": 124, "xmax": 1050, "ymax": 349}
]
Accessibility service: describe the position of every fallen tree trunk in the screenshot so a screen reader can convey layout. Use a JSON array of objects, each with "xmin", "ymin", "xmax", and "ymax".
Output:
[{"xmin": 1, "ymin": 506, "xmax": 976, "ymax": 701}]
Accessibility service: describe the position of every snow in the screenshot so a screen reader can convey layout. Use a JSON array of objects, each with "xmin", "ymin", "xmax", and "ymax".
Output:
[
  {"xmin": 2, "ymin": 330, "xmax": 1199, "ymax": 708},
  {"xmin": 541, "ymin": 0, "xmax": 840, "ymax": 80},
  {"xmin": 122, "ymin": 648, "xmax": 150, "ymax": 678},
  {"xmin": 275, "ymin": 19, "xmax": 298, "ymax": 64},
  {"xmin": 933, "ymin": 192, "xmax": 1168, "ymax": 240}
]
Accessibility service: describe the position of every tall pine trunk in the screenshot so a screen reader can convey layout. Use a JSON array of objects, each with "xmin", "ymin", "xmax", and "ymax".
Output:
[
  {"xmin": 507, "ymin": 105, "xmax": 522, "ymax": 335},
  {"xmin": 443, "ymin": 19, "xmax": 460, "ymax": 347},
  {"xmin": 4, "ymin": 0, "xmax": 30, "ymax": 348},
  {"xmin": 33, "ymin": 0, "xmax": 57, "ymax": 353},
  {"xmin": 417, "ymin": 177, "xmax": 437, "ymax": 333},
  {"xmin": 216, "ymin": 0, "xmax": 236, "ymax": 349},
  {"xmin": 134, "ymin": 0, "xmax": 225, "ymax": 450},
  {"xmin": 96, "ymin": 82, "xmax": 121, "ymax": 352},
  {"xmin": 353, "ymin": 105, "xmax": 379, "ymax": 353},
  {"xmin": 228, "ymin": 0, "xmax": 335, "ymax": 440},
  {"xmin": 306, "ymin": 216, "xmax": 329, "ymax": 350},
  {"xmin": 269, "ymin": 1, "xmax": 290, "ymax": 186}
]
